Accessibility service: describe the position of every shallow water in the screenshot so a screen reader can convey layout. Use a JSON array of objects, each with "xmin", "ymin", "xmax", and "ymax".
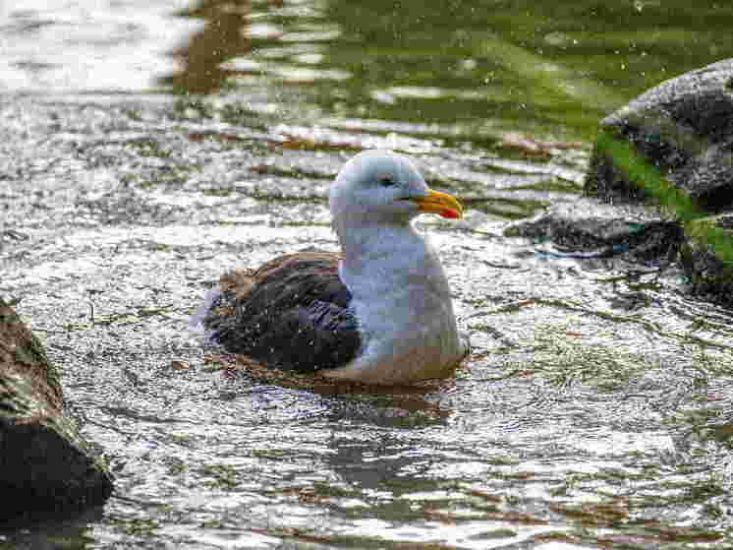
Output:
[{"xmin": 2, "ymin": 1, "xmax": 733, "ymax": 548}]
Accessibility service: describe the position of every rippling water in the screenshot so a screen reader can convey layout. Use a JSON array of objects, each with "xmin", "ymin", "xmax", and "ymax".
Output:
[{"xmin": 2, "ymin": 1, "xmax": 733, "ymax": 548}]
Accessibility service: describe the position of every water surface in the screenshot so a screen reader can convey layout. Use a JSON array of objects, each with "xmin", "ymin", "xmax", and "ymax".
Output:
[{"xmin": 2, "ymin": 1, "xmax": 733, "ymax": 548}]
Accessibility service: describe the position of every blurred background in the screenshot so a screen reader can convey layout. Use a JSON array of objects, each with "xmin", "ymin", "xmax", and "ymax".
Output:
[{"xmin": 2, "ymin": 0, "xmax": 730, "ymax": 140}]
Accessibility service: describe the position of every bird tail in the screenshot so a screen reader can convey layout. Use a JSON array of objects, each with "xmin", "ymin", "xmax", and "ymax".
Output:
[{"xmin": 189, "ymin": 287, "xmax": 222, "ymax": 343}]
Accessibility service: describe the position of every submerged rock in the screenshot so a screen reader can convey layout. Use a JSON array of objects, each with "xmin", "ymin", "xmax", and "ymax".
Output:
[
  {"xmin": 679, "ymin": 215, "xmax": 733, "ymax": 308},
  {"xmin": 517, "ymin": 60, "xmax": 733, "ymax": 308},
  {"xmin": 510, "ymin": 215, "xmax": 683, "ymax": 264},
  {"xmin": 0, "ymin": 298, "xmax": 113, "ymax": 519},
  {"xmin": 586, "ymin": 58, "xmax": 733, "ymax": 211}
]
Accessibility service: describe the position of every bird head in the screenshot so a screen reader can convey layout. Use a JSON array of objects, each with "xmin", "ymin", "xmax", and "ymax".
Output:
[{"xmin": 329, "ymin": 150, "xmax": 463, "ymax": 226}]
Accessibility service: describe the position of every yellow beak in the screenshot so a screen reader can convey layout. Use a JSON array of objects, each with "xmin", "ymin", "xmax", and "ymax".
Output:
[{"xmin": 413, "ymin": 189, "xmax": 463, "ymax": 219}]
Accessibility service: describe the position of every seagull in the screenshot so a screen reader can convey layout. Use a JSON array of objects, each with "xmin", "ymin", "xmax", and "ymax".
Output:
[{"xmin": 202, "ymin": 150, "xmax": 467, "ymax": 385}]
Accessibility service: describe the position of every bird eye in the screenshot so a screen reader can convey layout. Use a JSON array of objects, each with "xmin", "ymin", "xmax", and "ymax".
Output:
[{"xmin": 379, "ymin": 175, "xmax": 396, "ymax": 187}]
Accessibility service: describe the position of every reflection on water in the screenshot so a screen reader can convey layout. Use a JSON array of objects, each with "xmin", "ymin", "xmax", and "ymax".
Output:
[
  {"xmin": 170, "ymin": 0, "xmax": 253, "ymax": 94},
  {"xmin": 169, "ymin": 0, "xmax": 284, "ymax": 94},
  {"xmin": 168, "ymin": 0, "xmax": 733, "ymax": 139},
  {"xmin": 0, "ymin": 0, "xmax": 197, "ymax": 92},
  {"xmin": 2, "ymin": 0, "xmax": 729, "ymax": 138}
]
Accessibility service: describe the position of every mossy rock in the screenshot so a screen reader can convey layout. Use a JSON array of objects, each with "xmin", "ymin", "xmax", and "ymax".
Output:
[
  {"xmin": 586, "ymin": 59, "xmax": 733, "ymax": 212},
  {"xmin": 679, "ymin": 215, "xmax": 733, "ymax": 307},
  {"xmin": 575, "ymin": 60, "xmax": 733, "ymax": 308},
  {"xmin": 0, "ymin": 298, "xmax": 113, "ymax": 519}
]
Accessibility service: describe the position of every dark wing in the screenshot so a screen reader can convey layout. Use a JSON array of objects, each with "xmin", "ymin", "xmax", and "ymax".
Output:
[{"xmin": 203, "ymin": 250, "xmax": 360, "ymax": 372}]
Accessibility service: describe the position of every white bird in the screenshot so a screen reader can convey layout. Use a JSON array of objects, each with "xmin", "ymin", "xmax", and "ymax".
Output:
[{"xmin": 203, "ymin": 150, "xmax": 466, "ymax": 385}]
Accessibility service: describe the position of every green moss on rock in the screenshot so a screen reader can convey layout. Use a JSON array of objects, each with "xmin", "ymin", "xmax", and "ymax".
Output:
[
  {"xmin": 0, "ymin": 297, "xmax": 113, "ymax": 519},
  {"xmin": 680, "ymin": 216, "xmax": 733, "ymax": 307}
]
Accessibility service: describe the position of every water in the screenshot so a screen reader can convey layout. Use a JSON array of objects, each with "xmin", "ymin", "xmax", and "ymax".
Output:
[{"xmin": 2, "ymin": 1, "xmax": 733, "ymax": 548}]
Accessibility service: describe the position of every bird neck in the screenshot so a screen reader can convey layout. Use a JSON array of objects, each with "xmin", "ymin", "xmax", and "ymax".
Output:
[
  {"xmin": 329, "ymin": 217, "xmax": 464, "ymax": 384},
  {"xmin": 335, "ymin": 219, "xmax": 452, "ymax": 313},
  {"xmin": 335, "ymin": 219, "xmax": 424, "ymax": 273}
]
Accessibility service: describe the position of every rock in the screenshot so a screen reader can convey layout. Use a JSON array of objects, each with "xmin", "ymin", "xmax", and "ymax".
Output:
[
  {"xmin": 0, "ymin": 298, "xmax": 113, "ymax": 519},
  {"xmin": 586, "ymin": 59, "xmax": 733, "ymax": 212},
  {"xmin": 559, "ymin": 59, "xmax": 733, "ymax": 307},
  {"xmin": 507, "ymin": 198, "xmax": 685, "ymax": 264},
  {"xmin": 679, "ymin": 215, "xmax": 733, "ymax": 308},
  {"xmin": 510, "ymin": 215, "xmax": 683, "ymax": 264}
]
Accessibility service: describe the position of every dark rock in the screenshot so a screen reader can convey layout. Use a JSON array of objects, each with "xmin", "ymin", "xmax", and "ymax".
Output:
[
  {"xmin": 0, "ymin": 298, "xmax": 113, "ymax": 519},
  {"xmin": 509, "ymin": 215, "xmax": 683, "ymax": 264},
  {"xmin": 571, "ymin": 60, "xmax": 733, "ymax": 308},
  {"xmin": 512, "ymin": 208, "xmax": 733, "ymax": 308},
  {"xmin": 679, "ymin": 215, "xmax": 733, "ymax": 308},
  {"xmin": 586, "ymin": 59, "xmax": 733, "ymax": 212}
]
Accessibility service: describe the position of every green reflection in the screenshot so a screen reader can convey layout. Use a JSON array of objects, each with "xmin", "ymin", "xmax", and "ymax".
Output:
[{"xmin": 170, "ymin": 0, "xmax": 732, "ymax": 140}]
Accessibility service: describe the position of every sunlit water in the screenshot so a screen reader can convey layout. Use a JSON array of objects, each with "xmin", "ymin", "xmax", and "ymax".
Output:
[{"xmin": 2, "ymin": 1, "xmax": 733, "ymax": 548}]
